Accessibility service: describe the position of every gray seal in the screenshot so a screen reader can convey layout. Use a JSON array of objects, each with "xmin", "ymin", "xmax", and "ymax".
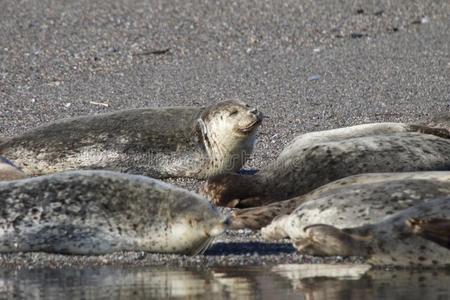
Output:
[
  {"xmin": 0, "ymin": 156, "xmax": 26, "ymax": 181},
  {"xmin": 256, "ymin": 171, "xmax": 450, "ymax": 237},
  {"xmin": 0, "ymin": 170, "xmax": 228, "ymax": 255},
  {"xmin": 0, "ymin": 100, "xmax": 262, "ymax": 179},
  {"xmin": 202, "ymin": 131, "xmax": 450, "ymax": 208},
  {"xmin": 231, "ymin": 171, "xmax": 450, "ymax": 231},
  {"xmin": 295, "ymin": 198, "xmax": 450, "ymax": 267}
]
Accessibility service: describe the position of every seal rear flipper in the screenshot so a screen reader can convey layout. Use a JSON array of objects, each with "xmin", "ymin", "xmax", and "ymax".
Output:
[
  {"xmin": 230, "ymin": 206, "xmax": 282, "ymax": 230},
  {"xmin": 408, "ymin": 124, "xmax": 450, "ymax": 139},
  {"xmin": 406, "ymin": 218, "xmax": 450, "ymax": 249},
  {"xmin": 293, "ymin": 224, "xmax": 371, "ymax": 257},
  {"xmin": 231, "ymin": 197, "xmax": 305, "ymax": 230}
]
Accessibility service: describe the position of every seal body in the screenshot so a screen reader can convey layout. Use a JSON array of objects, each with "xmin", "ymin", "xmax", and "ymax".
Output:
[
  {"xmin": 0, "ymin": 100, "xmax": 262, "ymax": 179},
  {"xmin": 278, "ymin": 122, "xmax": 450, "ymax": 160},
  {"xmin": 232, "ymin": 171, "xmax": 450, "ymax": 231},
  {"xmin": 257, "ymin": 171, "xmax": 450, "ymax": 239},
  {"xmin": 203, "ymin": 132, "xmax": 450, "ymax": 207},
  {"xmin": 0, "ymin": 156, "xmax": 26, "ymax": 181},
  {"xmin": 0, "ymin": 171, "xmax": 228, "ymax": 255},
  {"xmin": 296, "ymin": 198, "xmax": 450, "ymax": 266}
]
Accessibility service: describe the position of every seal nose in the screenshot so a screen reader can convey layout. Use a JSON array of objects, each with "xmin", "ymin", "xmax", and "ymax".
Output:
[{"xmin": 249, "ymin": 108, "xmax": 258, "ymax": 114}]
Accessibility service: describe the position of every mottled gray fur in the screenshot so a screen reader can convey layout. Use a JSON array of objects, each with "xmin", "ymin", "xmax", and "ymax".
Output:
[
  {"xmin": 0, "ymin": 101, "xmax": 261, "ymax": 179},
  {"xmin": 0, "ymin": 171, "xmax": 227, "ymax": 255}
]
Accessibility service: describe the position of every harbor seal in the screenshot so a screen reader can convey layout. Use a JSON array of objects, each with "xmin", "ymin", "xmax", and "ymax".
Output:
[
  {"xmin": 202, "ymin": 132, "xmax": 450, "ymax": 208},
  {"xmin": 231, "ymin": 171, "xmax": 450, "ymax": 231},
  {"xmin": 295, "ymin": 198, "xmax": 450, "ymax": 266},
  {"xmin": 0, "ymin": 156, "xmax": 26, "ymax": 181},
  {"xmin": 0, "ymin": 100, "xmax": 262, "ymax": 178},
  {"xmin": 0, "ymin": 170, "xmax": 228, "ymax": 255},
  {"xmin": 277, "ymin": 122, "xmax": 450, "ymax": 160}
]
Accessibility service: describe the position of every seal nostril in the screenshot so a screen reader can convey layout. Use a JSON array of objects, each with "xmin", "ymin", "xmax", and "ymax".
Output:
[{"xmin": 250, "ymin": 108, "xmax": 257, "ymax": 114}]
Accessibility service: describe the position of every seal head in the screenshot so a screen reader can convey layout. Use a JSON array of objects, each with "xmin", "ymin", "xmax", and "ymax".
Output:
[{"xmin": 196, "ymin": 100, "xmax": 262, "ymax": 177}]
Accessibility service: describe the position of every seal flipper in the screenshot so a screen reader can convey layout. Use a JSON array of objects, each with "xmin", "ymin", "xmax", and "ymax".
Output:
[
  {"xmin": 293, "ymin": 224, "xmax": 372, "ymax": 257},
  {"xmin": 406, "ymin": 218, "xmax": 450, "ymax": 249},
  {"xmin": 408, "ymin": 125, "xmax": 450, "ymax": 139},
  {"xmin": 231, "ymin": 196, "xmax": 307, "ymax": 230}
]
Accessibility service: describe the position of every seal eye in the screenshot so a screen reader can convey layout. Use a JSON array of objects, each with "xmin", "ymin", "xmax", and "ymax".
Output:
[{"xmin": 229, "ymin": 110, "xmax": 238, "ymax": 117}]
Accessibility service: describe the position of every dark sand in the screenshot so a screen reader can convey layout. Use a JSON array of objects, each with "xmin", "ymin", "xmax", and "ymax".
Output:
[{"xmin": 0, "ymin": 0, "xmax": 449, "ymax": 267}]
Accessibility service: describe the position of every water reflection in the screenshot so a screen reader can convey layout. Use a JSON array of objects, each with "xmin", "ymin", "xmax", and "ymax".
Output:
[{"xmin": 0, "ymin": 265, "xmax": 449, "ymax": 300}]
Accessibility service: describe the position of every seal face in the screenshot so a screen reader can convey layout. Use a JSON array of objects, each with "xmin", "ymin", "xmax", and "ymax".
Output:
[
  {"xmin": 256, "ymin": 171, "xmax": 450, "ymax": 238},
  {"xmin": 0, "ymin": 156, "xmax": 26, "ymax": 181},
  {"xmin": 0, "ymin": 100, "xmax": 262, "ymax": 179},
  {"xmin": 202, "ymin": 131, "xmax": 450, "ymax": 208},
  {"xmin": 295, "ymin": 198, "xmax": 450, "ymax": 267},
  {"xmin": 0, "ymin": 171, "xmax": 228, "ymax": 255}
]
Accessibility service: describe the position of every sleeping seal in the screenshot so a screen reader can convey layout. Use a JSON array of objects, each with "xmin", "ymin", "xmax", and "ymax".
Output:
[
  {"xmin": 202, "ymin": 132, "xmax": 450, "ymax": 208},
  {"xmin": 0, "ymin": 100, "xmax": 262, "ymax": 178},
  {"xmin": 295, "ymin": 198, "xmax": 450, "ymax": 266},
  {"xmin": 231, "ymin": 171, "xmax": 450, "ymax": 231},
  {"xmin": 0, "ymin": 170, "xmax": 228, "ymax": 255},
  {"xmin": 277, "ymin": 122, "xmax": 450, "ymax": 160},
  {"xmin": 0, "ymin": 156, "xmax": 26, "ymax": 181}
]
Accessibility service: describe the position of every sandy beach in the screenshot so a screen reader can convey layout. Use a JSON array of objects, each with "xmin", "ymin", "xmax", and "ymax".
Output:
[{"xmin": 0, "ymin": 0, "xmax": 449, "ymax": 267}]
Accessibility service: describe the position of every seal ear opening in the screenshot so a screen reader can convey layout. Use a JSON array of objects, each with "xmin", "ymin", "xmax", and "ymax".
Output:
[
  {"xmin": 294, "ymin": 224, "xmax": 370, "ymax": 257},
  {"xmin": 406, "ymin": 218, "xmax": 450, "ymax": 249}
]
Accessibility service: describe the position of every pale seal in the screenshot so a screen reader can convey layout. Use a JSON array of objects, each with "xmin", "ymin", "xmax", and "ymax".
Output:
[
  {"xmin": 0, "ymin": 170, "xmax": 228, "ymax": 255},
  {"xmin": 0, "ymin": 100, "xmax": 262, "ymax": 178},
  {"xmin": 231, "ymin": 171, "xmax": 450, "ymax": 231},
  {"xmin": 295, "ymin": 198, "xmax": 450, "ymax": 267},
  {"xmin": 255, "ymin": 171, "xmax": 450, "ymax": 237},
  {"xmin": 0, "ymin": 156, "xmax": 26, "ymax": 181},
  {"xmin": 202, "ymin": 132, "xmax": 450, "ymax": 208}
]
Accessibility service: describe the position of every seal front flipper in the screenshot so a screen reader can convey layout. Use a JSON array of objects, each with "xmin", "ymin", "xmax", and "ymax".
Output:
[
  {"xmin": 406, "ymin": 218, "xmax": 450, "ymax": 249},
  {"xmin": 294, "ymin": 224, "xmax": 372, "ymax": 257}
]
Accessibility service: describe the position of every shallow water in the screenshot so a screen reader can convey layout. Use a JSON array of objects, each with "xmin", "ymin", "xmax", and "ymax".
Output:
[{"xmin": 1, "ymin": 265, "xmax": 449, "ymax": 300}]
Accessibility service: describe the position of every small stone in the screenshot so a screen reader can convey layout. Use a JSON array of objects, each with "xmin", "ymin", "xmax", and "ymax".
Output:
[
  {"xmin": 308, "ymin": 75, "xmax": 321, "ymax": 81},
  {"xmin": 421, "ymin": 16, "xmax": 430, "ymax": 24}
]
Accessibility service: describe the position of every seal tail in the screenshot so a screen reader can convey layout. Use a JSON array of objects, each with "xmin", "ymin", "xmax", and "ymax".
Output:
[
  {"xmin": 230, "ymin": 196, "xmax": 307, "ymax": 230},
  {"xmin": 406, "ymin": 218, "xmax": 450, "ymax": 249}
]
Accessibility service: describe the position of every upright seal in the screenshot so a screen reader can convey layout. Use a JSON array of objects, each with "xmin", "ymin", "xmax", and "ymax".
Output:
[{"xmin": 0, "ymin": 100, "xmax": 262, "ymax": 178}]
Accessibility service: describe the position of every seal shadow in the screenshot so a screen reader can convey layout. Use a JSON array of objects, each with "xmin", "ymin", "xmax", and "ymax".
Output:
[{"xmin": 204, "ymin": 242, "xmax": 296, "ymax": 256}]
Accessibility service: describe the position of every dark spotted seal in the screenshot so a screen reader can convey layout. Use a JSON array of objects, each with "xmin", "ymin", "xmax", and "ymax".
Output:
[
  {"xmin": 0, "ymin": 156, "xmax": 26, "ymax": 181},
  {"xmin": 295, "ymin": 198, "xmax": 450, "ymax": 266},
  {"xmin": 230, "ymin": 171, "xmax": 450, "ymax": 231},
  {"xmin": 0, "ymin": 100, "xmax": 262, "ymax": 179},
  {"xmin": 0, "ymin": 171, "xmax": 228, "ymax": 255},
  {"xmin": 202, "ymin": 132, "xmax": 450, "ymax": 208}
]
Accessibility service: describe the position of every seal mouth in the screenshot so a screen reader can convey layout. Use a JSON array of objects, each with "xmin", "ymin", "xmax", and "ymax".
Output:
[{"xmin": 237, "ymin": 118, "xmax": 262, "ymax": 134}]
